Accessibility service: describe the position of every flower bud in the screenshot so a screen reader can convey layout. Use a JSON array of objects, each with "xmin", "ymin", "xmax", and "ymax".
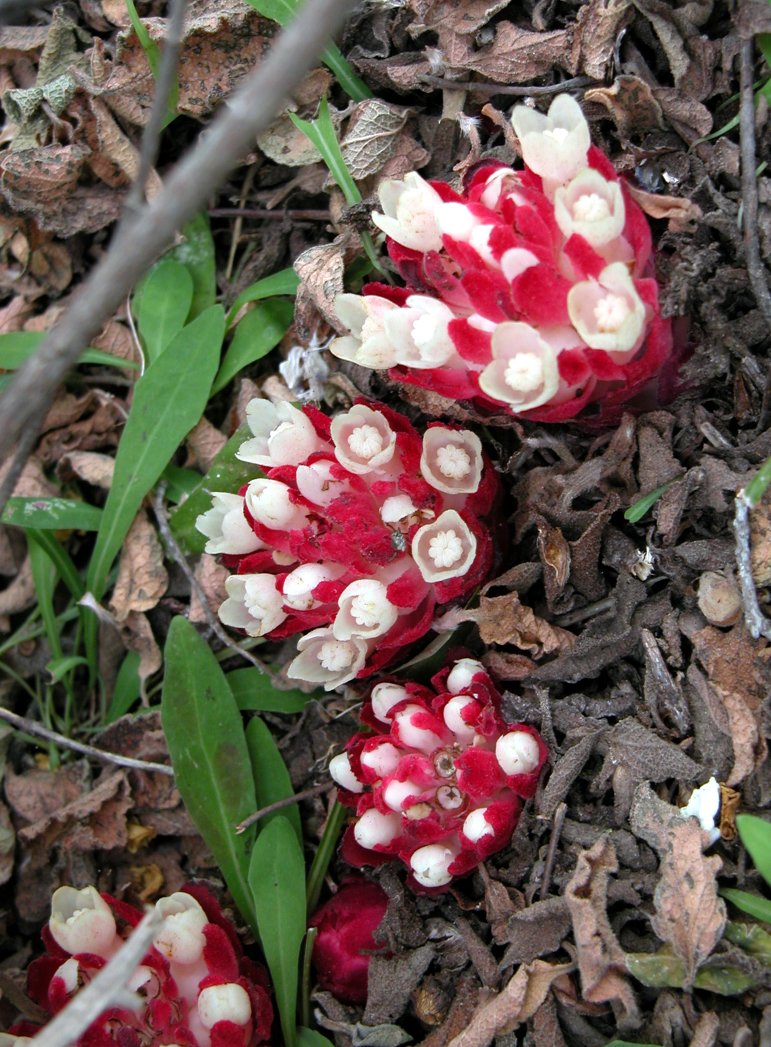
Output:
[
  {"xmin": 49, "ymin": 886, "xmax": 117, "ymax": 957},
  {"xmin": 197, "ymin": 983, "xmax": 252, "ymax": 1029},
  {"xmin": 153, "ymin": 893, "xmax": 208, "ymax": 965},
  {"xmin": 495, "ymin": 731, "xmax": 542, "ymax": 776},
  {"xmin": 309, "ymin": 881, "xmax": 389, "ymax": 1004}
]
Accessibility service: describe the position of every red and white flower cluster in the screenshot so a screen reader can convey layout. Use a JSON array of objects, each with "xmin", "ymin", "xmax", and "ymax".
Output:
[
  {"xmin": 330, "ymin": 658, "xmax": 548, "ymax": 890},
  {"xmin": 7, "ymin": 885, "xmax": 272, "ymax": 1047},
  {"xmin": 331, "ymin": 94, "xmax": 673, "ymax": 423},
  {"xmin": 196, "ymin": 400, "xmax": 498, "ymax": 689}
]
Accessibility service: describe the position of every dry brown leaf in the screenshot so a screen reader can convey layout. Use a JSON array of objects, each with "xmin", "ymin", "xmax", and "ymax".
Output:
[
  {"xmin": 531, "ymin": 993, "xmax": 568, "ymax": 1047},
  {"xmin": 626, "ymin": 183, "xmax": 703, "ymax": 233},
  {"xmin": 564, "ymin": 836, "xmax": 639, "ymax": 1023},
  {"xmin": 453, "ymin": 23, "xmax": 573, "ymax": 83},
  {"xmin": 0, "ymin": 800, "xmax": 15, "ymax": 887},
  {"xmin": 340, "ymin": 99, "xmax": 409, "ymax": 180},
  {"xmin": 407, "ymin": 0, "xmax": 509, "ymax": 38},
  {"xmin": 594, "ymin": 718, "xmax": 702, "ymax": 791},
  {"xmin": 688, "ymin": 1012, "xmax": 720, "ymax": 1047},
  {"xmin": 118, "ymin": 610, "xmax": 162, "ymax": 685},
  {"xmin": 372, "ymin": 131, "xmax": 430, "ymax": 184},
  {"xmin": 585, "ymin": 77, "xmax": 664, "ymax": 140},
  {"xmin": 437, "ymin": 591, "xmax": 574, "ymax": 657},
  {"xmin": 0, "ymin": 555, "xmax": 36, "ymax": 620},
  {"xmin": 90, "ymin": 318, "xmax": 138, "ymax": 363},
  {"xmin": 750, "ymin": 485, "xmax": 771, "ymax": 585},
  {"xmin": 189, "ymin": 554, "xmax": 229, "ymax": 625},
  {"xmin": 632, "ymin": 0, "xmax": 691, "ymax": 86},
  {"xmin": 109, "ymin": 511, "xmax": 168, "ymax": 622},
  {"xmin": 651, "ymin": 818, "xmax": 726, "ymax": 988},
  {"xmin": 186, "ymin": 417, "xmax": 227, "ymax": 472},
  {"xmin": 652, "ymin": 87, "xmax": 713, "ymax": 143},
  {"xmin": 445, "ymin": 960, "xmax": 574, "ymax": 1047},
  {"xmin": 535, "ymin": 517, "xmax": 571, "ymax": 610},
  {"xmin": 572, "ymin": 0, "xmax": 633, "ymax": 79},
  {"xmin": 0, "ymin": 295, "xmax": 33, "ymax": 333},
  {"xmin": 497, "ymin": 897, "xmax": 572, "ymax": 969},
  {"xmin": 59, "ymin": 449, "xmax": 116, "ymax": 488},
  {"xmin": 293, "ymin": 233, "xmax": 350, "ymax": 339}
]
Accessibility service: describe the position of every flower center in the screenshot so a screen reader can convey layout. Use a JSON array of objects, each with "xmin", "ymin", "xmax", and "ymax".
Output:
[
  {"xmin": 428, "ymin": 530, "xmax": 463, "ymax": 568},
  {"xmin": 318, "ymin": 641, "xmax": 354, "ymax": 672},
  {"xmin": 436, "ymin": 784, "xmax": 463, "ymax": 809},
  {"xmin": 573, "ymin": 192, "xmax": 610, "ymax": 222},
  {"xmin": 436, "ymin": 444, "xmax": 471, "ymax": 479},
  {"xmin": 348, "ymin": 424, "xmax": 384, "ymax": 459},
  {"xmin": 504, "ymin": 352, "xmax": 543, "ymax": 393},
  {"xmin": 544, "ymin": 126, "xmax": 569, "ymax": 143},
  {"xmin": 594, "ymin": 293, "xmax": 629, "ymax": 332},
  {"xmin": 350, "ymin": 594, "xmax": 382, "ymax": 629}
]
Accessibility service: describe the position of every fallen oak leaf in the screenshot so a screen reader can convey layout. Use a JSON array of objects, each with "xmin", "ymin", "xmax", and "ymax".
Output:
[
  {"xmin": 626, "ymin": 183, "xmax": 703, "ymax": 233},
  {"xmin": 434, "ymin": 591, "xmax": 575, "ymax": 657},
  {"xmin": 109, "ymin": 510, "xmax": 168, "ymax": 622}
]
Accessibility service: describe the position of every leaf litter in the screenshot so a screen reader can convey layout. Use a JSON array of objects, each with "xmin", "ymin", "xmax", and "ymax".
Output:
[{"xmin": 0, "ymin": 0, "xmax": 770, "ymax": 1045}]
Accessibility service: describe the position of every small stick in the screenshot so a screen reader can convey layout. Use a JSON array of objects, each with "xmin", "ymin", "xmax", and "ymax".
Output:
[
  {"xmin": 733, "ymin": 459, "xmax": 771, "ymax": 640},
  {"xmin": 739, "ymin": 38, "xmax": 771, "ymax": 332},
  {"xmin": 419, "ymin": 74, "xmax": 594, "ymax": 96},
  {"xmin": 235, "ymin": 781, "xmax": 334, "ymax": 834},
  {"xmin": 0, "ymin": 706, "xmax": 174, "ymax": 775},
  {"xmin": 210, "ymin": 207, "xmax": 331, "ymax": 221},
  {"xmin": 540, "ymin": 801, "xmax": 566, "ymax": 899}
]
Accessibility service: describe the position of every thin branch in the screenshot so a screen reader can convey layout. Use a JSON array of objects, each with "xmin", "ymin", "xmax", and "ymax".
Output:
[
  {"xmin": 739, "ymin": 38, "xmax": 771, "ymax": 332},
  {"xmin": 0, "ymin": 0, "xmax": 360, "ymax": 511},
  {"xmin": 210, "ymin": 207, "xmax": 332, "ymax": 221},
  {"xmin": 418, "ymin": 74, "xmax": 594, "ymax": 96},
  {"xmin": 540, "ymin": 801, "xmax": 566, "ymax": 899},
  {"xmin": 29, "ymin": 907, "xmax": 163, "ymax": 1047},
  {"xmin": 0, "ymin": 426, "xmax": 38, "ymax": 514},
  {"xmin": 235, "ymin": 781, "xmax": 333, "ymax": 834},
  {"xmin": 0, "ymin": 705, "xmax": 174, "ymax": 775},
  {"xmin": 124, "ymin": 0, "xmax": 188, "ymax": 217},
  {"xmin": 733, "ymin": 489, "xmax": 771, "ymax": 641}
]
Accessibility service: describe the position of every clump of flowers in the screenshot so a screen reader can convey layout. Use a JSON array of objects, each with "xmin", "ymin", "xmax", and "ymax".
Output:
[
  {"xmin": 330, "ymin": 94, "xmax": 673, "ymax": 424},
  {"xmin": 7, "ymin": 885, "xmax": 272, "ymax": 1047},
  {"xmin": 196, "ymin": 400, "xmax": 499, "ymax": 689},
  {"xmin": 309, "ymin": 879, "xmax": 389, "ymax": 1004},
  {"xmin": 329, "ymin": 658, "xmax": 548, "ymax": 890}
]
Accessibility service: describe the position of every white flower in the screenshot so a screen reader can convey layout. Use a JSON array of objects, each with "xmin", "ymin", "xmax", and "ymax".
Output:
[
  {"xmin": 49, "ymin": 886, "xmax": 117, "ymax": 958},
  {"xmin": 195, "ymin": 493, "xmax": 265, "ymax": 556},
  {"xmin": 360, "ymin": 741, "xmax": 401, "ymax": 778},
  {"xmin": 371, "ymin": 171, "xmax": 444, "ymax": 252},
  {"xmin": 680, "ymin": 777, "xmax": 721, "ymax": 845},
  {"xmin": 244, "ymin": 477, "xmax": 308, "ymax": 531},
  {"xmin": 154, "ymin": 893, "xmax": 208, "ymax": 965},
  {"xmin": 410, "ymin": 842, "xmax": 459, "ymax": 888},
  {"xmin": 442, "ymin": 694, "xmax": 479, "ymax": 743},
  {"xmin": 353, "ymin": 808, "xmax": 401, "ymax": 849},
  {"xmin": 237, "ymin": 399, "xmax": 321, "ymax": 467},
  {"xmin": 331, "ymin": 294, "xmax": 400, "ymax": 369},
  {"xmin": 420, "ymin": 427, "xmax": 483, "ymax": 495},
  {"xmin": 511, "ymin": 94, "xmax": 591, "ymax": 188},
  {"xmin": 287, "ymin": 627, "xmax": 369, "ymax": 690},
  {"xmin": 392, "ymin": 704, "xmax": 445, "ymax": 753},
  {"xmin": 295, "ymin": 458, "xmax": 348, "ymax": 507},
  {"xmin": 282, "ymin": 562, "xmax": 345, "ymax": 610},
  {"xmin": 385, "ymin": 295, "xmax": 457, "ymax": 369},
  {"xmin": 567, "ymin": 262, "xmax": 646, "ymax": 359},
  {"xmin": 412, "ymin": 509, "xmax": 477, "ymax": 584},
  {"xmin": 330, "ymin": 403, "xmax": 396, "ymax": 475},
  {"xmin": 435, "ymin": 202, "xmax": 496, "ymax": 265},
  {"xmin": 333, "ymin": 578, "xmax": 400, "ymax": 640},
  {"xmin": 495, "ymin": 731, "xmax": 541, "ymax": 776},
  {"xmin": 446, "ymin": 658, "xmax": 485, "ymax": 693},
  {"xmin": 462, "ymin": 808, "xmax": 494, "ymax": 844},
  {"xmin": 370, "ymin": 681, "xmax": 410, "ymax": 722},
  {"xmin": 554, "ymin": 168, "xmax": 625, "ymax": 248},
  {"xmin": 197, "ymin": 983, "xmax": 252, "ymax": 1029},
  {"xmin": 478, "ymin": 322, "xmax": 560, "ymax": 411},
  {"xmin": 329, "ymin": 752, "xmax": 364, "ymax": 792},
  {"xmin": 218, "ymin": 573, "xmax": 287, "ymax": 636},
  {"xmin": 500, "ymin": 247, "xmax": 540, "ymax": 283}
]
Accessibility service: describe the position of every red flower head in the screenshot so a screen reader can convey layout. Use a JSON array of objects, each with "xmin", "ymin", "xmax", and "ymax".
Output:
[
  {"xmin": 197, "ymin": 401, "xmax": 500, "ymax": 689},
  {"xmin": 330, "ymin": 94, "xmax": 674, "ymax": 426},
  {"xmin": 330, "ymin": 659, "xmax": 548, "ymax": 890},
  {"xmin": 10, "ymin": 885, "xmax": 273, "ymax": 1047},
  {"xmin": 308, "ymin": 880, "xmax": 389, "ymax": 1004}
]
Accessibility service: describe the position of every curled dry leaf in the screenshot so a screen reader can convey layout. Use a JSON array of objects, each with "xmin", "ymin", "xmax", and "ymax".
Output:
[
  {"xmin": 750, "ymin": 486, "xmax": 771, "ymax": 585},
  {"xmin": 189, "ymin": 553, "xmax": 229, "ymax": 625},
  {"xmin": 571, "ymin": 0, "xmax": 633, "ymax": 80},
  {"xmin": 626, "ymin": 183, "xmax": 703, "ymax": 234},
  {"xmin": 340, "ymin": 99, "xmax": 410, "ymax": 180},
  {"xmin": 117, "ymin": 609, "xmax": 162, "ymax": 686},
  {"xmin": 585, "ymin": 77, "xmax": 664, "ymax": 140},
  {"xmin": 435, "ymin": 592, "xmax": 575, "ymax": 657},
  {"xmin": 452, "ymin": 23, "xmax": 572, "ymax": 83},
  {"xmin": 0, "ymin": 556, "xmax": 36, "ymax": 620},
  {"xmin": 109, "ymin": 510, "xmax": 168, "ymax": 622},
  {"xmin": 59, "ymin": 449, "xmax": 116, "ymax": 488},
  {"xmin": 564, "ymin": 836, "xmax": 639, "ymax": 1024},
  {"xmin": 186, "ymin": 417, "xmax": 227, "ymax": 472},
  {"xmin": 293, "ymin": 232, "xmax": 350, "ymax": 339}
]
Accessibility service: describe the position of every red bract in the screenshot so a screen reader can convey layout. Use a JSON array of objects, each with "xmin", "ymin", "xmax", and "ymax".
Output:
[
  {"xmin": 308, "ymin": 880, "xmax": 389, "ymax": 1004},
  {"xmin": 196, "ymin": 400, "xmax": 499, "ymax": 689},
  {"xmin": 9, "ymin": 885, "xmax": 272, "ymax": 1047},
  {"xmin": 330, "ymin": 659, "xmax": 548, "ymax": 890},
  {"xmin": 329, "ymin": 94, "xmax": 674, "ymax": 426}
]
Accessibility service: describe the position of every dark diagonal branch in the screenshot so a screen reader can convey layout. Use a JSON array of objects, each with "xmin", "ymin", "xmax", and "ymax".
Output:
[
  {"xmin": 739, "ymin": 37, "xmax": 771, "ymax": 332},
  {"xmin": 0, "ymin": 0, "xmax": 359, "ymax": 506}
]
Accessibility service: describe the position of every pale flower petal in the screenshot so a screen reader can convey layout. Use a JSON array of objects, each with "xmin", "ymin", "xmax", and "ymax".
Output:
[
  {"xmin": 567, "ymin": 261, "xmax": 647, "ymax": 358},
  {"xmin": 237, "ymin": 398, "xmax": 321, "ymax": 467},
  {"xmin": 478, "ymin": 322, "xmax": 560, "ymax": 411},
  {"xmin": 287, "ymin": 627, "xmax": 369, "ymax": 690},
  {"xmin": 195, "ymin": 492, "xmax": 264, "ymax": 556},
  {"xmin": 330, "ymin": 403, "xmax": 396, "ymax": 474},
  {"xmin": 372, "ymin": 172, "xmax": 444, "ymax": 252},
  {"xmin": 420, "ymin": 427, "xmax": 483, "ymax": 495},
  {"xmin": 554, "ymin": 168, "xmax": 625, "ymax": 248},
  {"xmin": 244, "ymin": 477, "xmax": 309, "ymax": 531},
  {"xmin": 411, "ymin": 510, "xmax": 477, "ymax": 584},
  {"xmin": 333, "ymin": 578, "xmax": 400, "ymax": 640},
  {"xmin": 511, "ymin": 94, "xmax": 591, "ymax": 187}
]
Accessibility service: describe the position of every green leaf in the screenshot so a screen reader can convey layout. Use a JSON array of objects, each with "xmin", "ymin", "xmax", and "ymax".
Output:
[
  {"xmin": 720, "ymin": 887, "xmax": 771, "ymax": 924},
  {"xmin": 26, "ymin": 530, "xmax": 82, "ymax": 600},
  {"xmin": 694, "ymin": 964, "xmax": 758, "ymax": 995},
  {"xmin": 2, "ymin": 496, "xmax": 102, "ymax": 531},
  {"xmin": 162, "ymin": 465, "xmax": 203, "ymax": 505},
  {"xmin": 245, "ymin": 716, "xmax": 301, "ymax": 841},
  {"xmin": 169, "ymin": 424, "xmax": 257, "ymax": 555},
  {"xmin": 248, "ymin": 816, "xmax": 306, "ymax": 1047},
  {"xmin": 736, "ymin": 813, "xmax": 771, "ymax": 886},
  {"xmin": 305, "ymin": 800, "xmax": 346, "ymax": 915},
  {"xmin": 0, "ymin": 331, "xmax": 138, "ymax": 371},
  {"xmin": 626, "ymin": 949, "xmax": 759, "ymax": 995},
  {"xmin": 289, "ymin": 97, "xmax": 360, "ymax": 207},
  {"xmin": 743, "ymin": 457, "xmax": 771, "ymax": 510},
  {"xmin": 227, "ymin": 667, "xmax": 315, "ymax": 713},
  {"xmin": 104, "ymin": 651, "xmax": 141, "ymax": 724},
  {"xmin": 297, "ymin": 1030, "xmax": 335, "ymax": 1047},
  {"xmin": 225, "ymin": 268, "xmax": 300, "ymax": 328},
  {"xmin": 624, "ymin": 479, "xmax": 677, "ymax": 523},
  {"xmin": 87, "ymin": 305, "xmax": 224, "ymax": 602},
  {"xmin": 28, "ymin": 537, "xmax": 62, "ymax": 661},
  {"xmin": 212, "ymin": 299, "xmax": 293, "ymax": 395},
  {"xmin": 168, "ymin": 212, "xmax": 217, "ymax": 318},
  {"xmin": 723, "ymin": 920, "xmax": 771, "ymax": 963},
  {"xmin": 162, "ymin": 617, "xmax": 258, "ymax": 935},
  {"xmin": 125, "ymin": 0, "xmax": 178, "ymax": 125},
  {"xmin": 46, "ymin": 655, "xmax": 89, "ymax": 683},
  {"xmin": 135, "ymin": 259, "xmax": 194, "ymax": 365}
]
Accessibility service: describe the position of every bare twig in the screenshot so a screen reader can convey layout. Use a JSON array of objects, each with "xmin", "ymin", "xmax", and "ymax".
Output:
[
  {"xmin": 733, "ymin": 487, "xmax": 771, "ymax": 641},
  {"xmin": 0, "ymin": 705, "xmax": 175, "ymax": 775},
  {"xmin": 419, "ymin": 74, "xmax": 594, "ymax": 96},
  {"xmin": 0, "ymin": 0, "xmax": 360, "ymax": 511},
  {"xmin": 539, "ymin": 801, "xmax": 566, "ymax": 899},
  {"xmin": 210, "ymin": 207, "xmax": 332, "ymax": 221},
  {"xmin": 0, "ymin": 426, "xmax": 38, "ymax": 515},
  {"xmin": 739, "ymin": 38, "xmax": 771, "ymax": 332},
  {"xmin": 124, "ymin": 0, "xmax": 188, "ymax": 216},
  {"xmin": 29, "ymin": 907, "xmax": 163, "ymax": 1047},
  {"xmin": 235, "ymin": 781, "xmax": 333, "ymax": 834}
]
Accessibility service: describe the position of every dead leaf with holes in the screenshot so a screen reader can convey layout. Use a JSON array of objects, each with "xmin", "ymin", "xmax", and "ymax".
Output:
[
  {"xmin": 571, "ymin": 0, "xmax": 633, "ymax": 80},
  {"xmin": 293, "ymin": 232, "xmax": 353, "ymax": 339},
  {"xmin": 434, "ymin": 591, "xmax": 575, "ymax": 657},
  {"xmin": 109, "ymin": 511, "xmax": 168, "ymax": 622},
  {"xmin": 340, "ymin": 99, "xmax": 410, "ymax": 180},
  {"xmin": 451, "ymin": 23, "xmax": 574, "ymax": 83}
]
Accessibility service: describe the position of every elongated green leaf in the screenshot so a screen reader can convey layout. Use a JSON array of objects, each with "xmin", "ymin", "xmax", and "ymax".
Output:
[
  {"xmin": 26, "ymin": 530, "xmax": 82, "ymax": 599},
  {"xmin": 87, "ymin": 305, "xmax": 224, "ymax": 601},
  {"xmin": 136, "ymin": 260, "xmax": 194, "ymax": 364},
  {"xmin": 297, "ymin": 1030, "xmax": 335, "ymax": 1047},
  {"xmin": 721, "ymin": 887, "xmax": 771, "ymax": 924},
  {"xmin": 736, "ymin": 813, "xmax": 771, "ymax": 886},
  {"xmin": 245, "ymin": 717, "xmax": 301, "ymax": 841},
  {"xmin": 28, "ymin": 538, "xmax": 61, "ymax": 661},
  {"xmin": 225, "ymin": 268, "xmax": 299, "ymax": 328},
  {"xmin": 169, "ymin": 424, "xmax": 256, "ymax": 555},
  {"xmin": 305, "ymin": 800, "xmax": 346, "ymax": 915},
  {"xmin": 169, "ymin": 213, "xmax": 217, "ymax": 318},
  {"xmin": 162, "ymin": 616, "xmax": 258, "ymax": 934},
  {"xmin": 2, "ymin": 496, "xmax": 102, "ymax": 531},
  {"xmin": 212, "ymin": 299, "xmax": 293, "ymax": 395},
  {"xmin": 289, "ymin": 98, "xmax": 360, "ymax": 207},
  {"xmin": 0, "ymin": 331, "xmax": 138, "ymax": 371},
  {"xmin": 125, "ymin": 0, "xmax": 178, "ymax": 125},
  {"xmin": 46, "ymin": 655, "xmax": 89, "ymax": 683},
  {"xmin": 104, "ymin": 651, "xmax": 141, "ymax": 724},
  {"xmin": 624, "ymin": 479, "xmax": 678, "ymax": 523},
  {"xmin": 227, "ymin": 667, "xmax": 315, "ymax": 713},
  {"xmin": 248, "ymin": 816, "xmax": 306, "ymax": 1047}
]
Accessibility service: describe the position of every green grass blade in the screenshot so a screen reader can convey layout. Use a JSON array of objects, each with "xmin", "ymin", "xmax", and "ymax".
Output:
[
  {"xmin": 135, "ymin": 259, "xmax": 194, "ymax": 365},
  {"xmin": 624, "ymin": 479, "xmax": 676, "ymax": 523},
  {"xmin": 245, "ymin": 716, "xmax": 301, "ymax": 841},
  {"xmin": 298, "ymin": 1029, "xmax": 335, "ymax": 1047},
  {"xmin": 2, "ymin": 496, "xmax": 102, "ymax": 531},
  {"xmin": 26, "ymin": 530, "xmax": 83, "ymax": 599},
  {"xmin": 225, "ymin": 268, "xmax": 299, "ymax": 328},
  {"xmin": 721, "ymin": 888, "xmax": 771, "ymax": 924},
  {"xmin": 247, "ymin": 815, "xmax": 306, "ymax": 1047},
  {"xmin": 0, "ymin": 331, "xmax": 138, "ymax": 371},
  {"xmin": 125, "ymin": 0, "xmax": 178, "ymax": 125},
  {"xmin": 227, "ymin": 667, "xmax": 315, "ymax": 713},
  {"xmin": 736, "ymin": 813, "xmax": 771, "ymax": 886},
  {"xmin": 161, "ymin": 616, "xmax": 258, "ymax": 935},
  {"xmin": 27, "ymin": 537, "xmax": 62, "ymax": 662},
  {"xmin": 212, "ymin": 299, "xmax": 293, "ymax": 395},
  {"xmin": 86, "ymin": 305, "xmax": 224, "ymax": 602},
  {"xmin": 168, "ymin": 212, "xmax": 217, "ymax": 318},
  {"xmin": 743, "ymin": 457, "xmax": 771, "ymax": 510},
  {"xmin": 104, "ymin": 651, "xmax": 141, "ymax": 724},
  {"xmin": 289, "ymin": 98, "xmax": 360, "ymax": 207},
  {"xmin": 305, "ymin": 800, "xmax": 346, "ymax": 915}
]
